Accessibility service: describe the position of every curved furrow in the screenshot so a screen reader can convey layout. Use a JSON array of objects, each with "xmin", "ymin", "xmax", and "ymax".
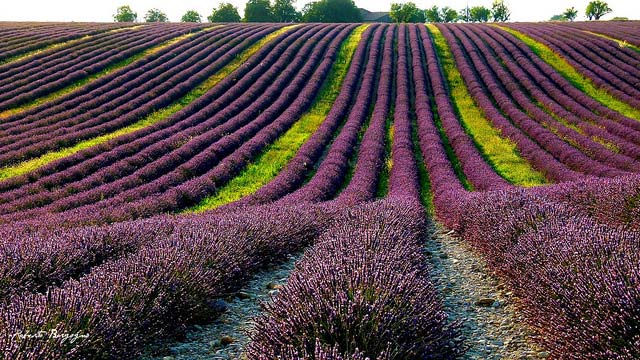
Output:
[
  {"xmin": 436, "ymin": 24, "xmax": 581, "ymax": 183},
  {"xmin": 0, "ymin": 26, "xmax": 298, "ymax": 205},
  {"xmin": 456, "ymin": 25, "xmax": 640, "ymax": 173},
  {"xmin": 0, "ymin": 25, "xmax": 319, "ymax": 216},
  {"xmin": 0, "ymin": 26, "xmax": 270, "ymax": 164},
  {"xmin": 4, "ymin": 25, "xmax": 356, "ymax": 224},
  {"xmin": 480, "ymin": 25, "xmax": 640, "ymax": 161},
  {"xmin": 447, "ymin": 24, "xmax": 626, "ymax": 178},
  {"xmin": 278, "ymin": 25, "xmax": 394, "ymax": 204}
]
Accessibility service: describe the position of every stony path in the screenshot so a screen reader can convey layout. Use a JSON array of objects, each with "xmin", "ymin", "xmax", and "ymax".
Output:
[
  {"xmin": 143, "ymin": 222, "xmax": 548, "ymax": 360},
  {"xmin": 141, "ymin": 255, "xmax": 298, "ymax": 360},
  {"xmin": 427, "ymin": 223, "xmax": 549, "ymax": 360}
]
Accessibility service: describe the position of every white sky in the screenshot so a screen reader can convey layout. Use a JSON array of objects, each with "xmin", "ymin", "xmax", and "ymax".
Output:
[{"xmin": 0, "ymin": 0, "xmax": 638, "ymax": 23}]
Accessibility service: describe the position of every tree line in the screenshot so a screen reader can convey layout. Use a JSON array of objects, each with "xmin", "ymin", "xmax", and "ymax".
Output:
[
  {"xmin": 113, "ymin": 0, "xmax": 362, "ymax": 23},
  {"xmin": 390, "ymin": 0, "xmax": 615, "ymax": 23},
  {"xmin": 550, "ymin": 1, "xmax": 613, "ymax": 21},
  {"xmin": 390, "ymin": 1, "xmax": 509, "ymax": 23},
  {"xmin": 113, "ymin": 0, "xmax": 617, "ymax": 23}
]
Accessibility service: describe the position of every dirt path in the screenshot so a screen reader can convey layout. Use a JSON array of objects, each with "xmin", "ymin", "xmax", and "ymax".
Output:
[
  {"xmin": 427, "ymin": 222, "xmax": 548, "ymax": 359},
  {"xmin": 141, "ymin": 255, "xmax": 298, "ymax": 360}
]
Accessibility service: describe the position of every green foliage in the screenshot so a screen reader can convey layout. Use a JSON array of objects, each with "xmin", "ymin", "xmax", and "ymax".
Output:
[
  {"xmin": 425, "ymin": 6, "xmax": 458, "ymax": 23},
  {"xmin": 425, "ymin": 6, "xmax": 442, "ymax": 23},
  {"xmin": 586, "ymin": 0, "xmax": 612, "ymax": 20},
  {"xmin": 563, "ymin": 7, "xmax": 578, "ymax": 21},
  {"xmin": 301, "ymin": 0, "xmax": 361, "ymax": 22},
  {"xmin": 390, "ymin": 2, "xmax": 425, "ymax": 23},
  {"xmin": 208, "ymin": 3, "xmax": 241, "ymax": 22},
  {"xmin": 441, "ymin": 7, "xmax": 458, "ymax": 23},
  {"xmin": 144, "ymin": 8, "xmax": 168, "ymax": 23},
  {"xmin": 491, "ymin": 0, "xmax": 510, "ymax": 22},
  {"xmin": 273, "ymin": 0, "xmax": 300, "ymax": 22},
  {"xmin": 113, "ymin": 5, "xmax": 137, "ymax": 22},
  {"xmin": 244, "ymin": 0, "xmax": 275, "ymax": 22},
  {"xmin": 181, "ymin": 10, "xmax": 202, "ymax": 22},
  {"xmin": 469, "ymin": 6, "xmax": 490, "ymax": 22},
  {"xmin": 550, "ymin": 14, "xmax": 567, "ymax": 21}
]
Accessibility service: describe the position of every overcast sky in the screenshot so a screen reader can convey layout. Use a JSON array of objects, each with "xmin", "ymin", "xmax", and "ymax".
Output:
[{"xmin": 1, "ymin": 0, "xmax": 638, "ymax": 23}]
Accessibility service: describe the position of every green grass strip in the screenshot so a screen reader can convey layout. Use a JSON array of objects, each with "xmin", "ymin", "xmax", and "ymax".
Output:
[
  {"xmin": 0, "ymin": 25, "xmax": 295, "ymax": 182},
  {"xmin": 411, "ymin": 115, "xmax": 434, "ymax": 215},
  {"xmin": 189, "ymin": 24, "xmax": 369, "ymax": 213},
  {"xmin": 580, "ymin": 30, "xmax": 640, "ymax": 53},
  {"xmin": 0, "ymin": 25, "xmax": 142, "ymax": 66},
  {"xmin": 427, "ymin": 24, "xmax": 548, "ymax": 187},
  {"xmin": 496, "ymin": 25, "xmax": 640, "ymax": 121},
  {"xmin": 0, "ymin": 26, "xmax": 221, "ymax": 119}
]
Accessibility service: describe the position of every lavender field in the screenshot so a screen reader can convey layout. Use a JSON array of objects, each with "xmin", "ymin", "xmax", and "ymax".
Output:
[{"xmin": 0, "ymin": 21, "xmax": 639, "ymax": 359}]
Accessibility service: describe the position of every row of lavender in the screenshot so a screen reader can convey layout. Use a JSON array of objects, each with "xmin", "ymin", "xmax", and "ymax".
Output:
[
  {"xmin": 0, "ymin": 24, "xmax": 354, "ymax": 304},
  {"xmin": 0, "ymin": 24, "xmax": 294, "ymax": 203},
  {"xmin": 0, "ymin": 204, "xmax": 333, "ymax": 359},
  {"xmin": 426, "ymin": 23, "xmax": 640, "ymax": 359},
  {"xmin": 0, "ymin": 24, "xmax": 466, "ymax": 359},
  {"xmin": 0, "ymin": 22, "xmax": 133, "ymax": 62},
  {"xmin": 248, "ymin": 25, "xmax": 461, "ymax": 358},
  {"xmin": 508, "ymin": 23, "xmax": 640, "ymax": 108},
  {"xmin": 0, "ymin": 24, "xmax": 261, "ymax": 165},
  {"xmin": 0, "ymin": 22, "xmax": 638, "ymax": 358},
  {"xmin": 439, "ymin": 23, "xmax": 640, "ymax": 182},
  {"xmin": 3, "ymin": 23, "xmax": 307, "ymax": 210},
  {"xmin": 0, "ymin": 23, "xmax": 206, "ymax": 111},
  {"xmin": 0, "ymin": 24, "xmax": 356, "ymax": 225},
  {"xmin": 560, "ymin": 20, "xmax": 640, "ymax": 48}
]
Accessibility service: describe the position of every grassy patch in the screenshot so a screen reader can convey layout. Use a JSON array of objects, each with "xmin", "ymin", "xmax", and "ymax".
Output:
[
  {"xmin": 427, "ymin": 24, "xmax": 548, "ymax": 187},
  {"xmin": 0, "ymin": 26, "xmax": 294, "ymax": 182},
  {"xmin": 580, "ymin": 30, "xmax": 640, "ymax": 53},
  {"xmin": 496, "ymin": 25, "xmax": 640, "ymax": 121},
  {"xmin": 189, "ymin": 24, "xmax": 369, "ymax": 212},
  {"xmin": 0, "ymin": 27, "xmax": 221, "ymax": 119}
]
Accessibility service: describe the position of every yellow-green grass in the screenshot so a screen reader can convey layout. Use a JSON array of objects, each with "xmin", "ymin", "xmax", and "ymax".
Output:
[
  {"xmin": 189, "ymin": 24, "xmax": 369, "ymax": 212},
  {"xmin": 427, "ymin": 24, "xmax": 548, "ymax": 187},
  {"xmin": 580, "ymin": 30, "xmax": 640, "ymax": 53},
  {"xmin": 496, "ymin": 25, "xmax": 640, "ymax": 121},
  {"xmin": 411, "ymin": 116, "xmax": 434, "ymax": 215},
  {"xmin": 0, "ymin": 25, "xmax": 295, "ymax": 182},
  {"xmin": 0, "ymin": 27, "xmax": 221, "ymax": 119},
  {"xmin": 375, "ymin": 116, "xmax": 394, "ymax": 198},
  {"xmin": 0, "ymin": 25, "xmax": 143, "ymax": 66}
]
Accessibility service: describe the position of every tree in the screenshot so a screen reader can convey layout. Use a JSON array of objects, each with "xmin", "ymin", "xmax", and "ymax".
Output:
[
  {"xmin": 181, "ymin": 10, "xmax": 202, "ymax": 22},
  {"xmin": 208, "ymin": 3, "xmax": 242, "ymax": 22},
  {"xmin": 144, "ymin": 8, "xmax": 168, "ymax": 22},
  {"xmin": 301, "ymin": 0, "xmax": 361, "ymax": 22},
  {"xmin": 441, "ymin": 6, "xmax": 458, "ymax": 23},
  {"xmin": 586, "ymin": 0, "xmax": 611, "ymax": 20},
  {"xmin": 244, "ymin": 0, "xmax": 275, "ymax": 22},
  {"xmin": 273, "ymin": 0, "xmax": 300, "ymax": 22},
  {"xmin": 491, "ymin": 0, "xmax": 510, "ymax": 22},
  {"xmin": 563, "ymin": 7, "xmax": 578, "ymax": 21},
  {"xmin": 550, "ymin": 14, "xmax": 567, "ymax": 21},
  {"xmin": 458, "ymin": 6, "xmax": 471, "ymax": 22},
  {"xmin": 113, "ymin": 5, "xmax": 137, "ymax": 22},
  {"xmin": 390, "ymin": 2, "xmax": 425, "ymax": 23},
  {"xmin": 469, "ymin": 6, "xmax": 490, "ymax": 22},
  {"xmin": 424, "ymin": 6, "xmax": 442, "ymax": 23}
]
